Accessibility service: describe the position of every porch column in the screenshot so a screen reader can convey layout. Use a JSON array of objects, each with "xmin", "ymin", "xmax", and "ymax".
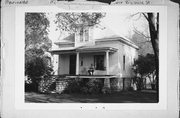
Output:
[
  {"xmin": 104, "ymin": 50, "xmax": 110, "ymax": 89},
  {"xmin": 76, "ymin": 52, "xmax": 79, "ymax": 75},
  {"xmin": 106, "ymin": 50, "xmax": 110, "ymax": 75},
  {"xmin": 52, "ymin": 54, "xmax": 59, "ymax": 75}
]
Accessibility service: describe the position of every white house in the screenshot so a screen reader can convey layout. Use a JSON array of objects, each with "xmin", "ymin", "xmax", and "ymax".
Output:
[{"xmin": 50, "ymin": 24, "xmax": 138, "ymax": 91}]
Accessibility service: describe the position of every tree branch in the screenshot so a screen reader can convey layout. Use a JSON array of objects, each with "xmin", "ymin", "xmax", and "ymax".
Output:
[
  {"xmin": 133, "ymin": 25, "xmax": 151, "ymax": 39},
  {"xmin": 128, "ymin": 12, "xmax": 142, "ymax": 21},
  {"xmin": 142, "ymin": 13, "xmax": 150, "ymax": 22}
]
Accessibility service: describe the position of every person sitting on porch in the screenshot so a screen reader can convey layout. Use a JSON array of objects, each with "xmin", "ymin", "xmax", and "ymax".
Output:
[{"xmin": 88, "ymin": 64, "xmax": 94, "ymax": 75}]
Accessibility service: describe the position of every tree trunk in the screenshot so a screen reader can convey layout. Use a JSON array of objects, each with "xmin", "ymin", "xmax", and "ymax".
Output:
[{"xmin": 147, "ymin": 13, "xmax": 159, "ymax": 101}]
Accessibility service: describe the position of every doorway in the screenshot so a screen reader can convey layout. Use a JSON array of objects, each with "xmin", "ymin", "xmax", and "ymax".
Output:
[{"xmin": 69, "ymin": 55, "xmax": 76, "ymax": 75}]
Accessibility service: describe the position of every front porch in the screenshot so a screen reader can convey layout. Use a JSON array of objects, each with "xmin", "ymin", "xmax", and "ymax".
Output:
[
  {"xmin": 49, "ymin": 45, "xmax": 134, "ymax": 93},
  {"xmin": 51, "ymin": 46, "xmax": 118, "ymax": 76}
]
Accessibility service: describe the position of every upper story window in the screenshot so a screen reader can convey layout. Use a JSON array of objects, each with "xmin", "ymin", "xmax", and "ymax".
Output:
[
  {"xmin": 80, "ymin": 28, "xmax": 84, "ymax": 42},
  {"xmin": 79, "ymin": 27, "xmax": 89, "ymax": 42},
  {"xmin": 85, "ymin": 28, "xmax": 89, "ymax": 42}
]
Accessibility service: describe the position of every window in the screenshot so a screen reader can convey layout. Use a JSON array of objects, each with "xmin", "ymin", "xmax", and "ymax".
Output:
[
  {"xmin": 79, "ymin": 27, "xmax": 89, "ymax": 42},
  {"xmin": 80, "ymin": 28, "xmax": 84, "ymax": 42},
  {"xmin": 123, "ymin": 55, "xmax": 125, "ymax": 70},
  {"xmin": 85, "ymin": 28, "xmax": 89, "ymax": 42},
  {"xmin": 94, "ymin": 55, "xmax": 105, "ymax": 70},
  {"xmin": 80, "ymin": 57, "xmax": 83, "ymax": 66}
]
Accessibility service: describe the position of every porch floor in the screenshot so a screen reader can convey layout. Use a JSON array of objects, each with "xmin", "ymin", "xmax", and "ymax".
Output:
[{"xmin": 65, "ymin": 75, "xmax": 118, "ymax": 79}]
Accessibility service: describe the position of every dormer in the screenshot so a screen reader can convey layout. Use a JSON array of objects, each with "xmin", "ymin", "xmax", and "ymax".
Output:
[{"xmin": 75, "ymin": 24, "xmax": 94, "ymax": 47}]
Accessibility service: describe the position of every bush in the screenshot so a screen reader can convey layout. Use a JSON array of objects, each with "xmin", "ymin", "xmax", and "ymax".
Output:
[
  {"xmin": 64, "ymin": 78, "xmax": 103, "ymax": 94},
  {"xmin": 25, "ymin": 77, "xmax": 41, "ymax": 92},
  {"xmin": 64, "ymin": 78, "xmax": 83, "ymax": 93},
  {"xmin": 38, "ymin": 76, "xmax": 57, "ymax": 93},
  {"xmin": 26, "ymin": 56, "xmax": 52, "ymax": 78},
  {"xmin": 133, "ymin": 54, "xmax": 156, "ymax": 90},
  {"xmin": 128, "ymin": 87, "xmax": 134, "ymax": 91},
  {"xmin": 25, "ymin": 55, "xmax": 53, "ymax": 92},
  {"xmin": 86, "ymin": 79, "xmax": 103, "ymax": 94}
]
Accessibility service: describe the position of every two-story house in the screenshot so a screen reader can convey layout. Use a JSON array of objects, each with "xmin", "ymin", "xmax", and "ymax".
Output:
[{"xmin": 50, "ymin": 24, "xmax": 138, "ymax": 91}]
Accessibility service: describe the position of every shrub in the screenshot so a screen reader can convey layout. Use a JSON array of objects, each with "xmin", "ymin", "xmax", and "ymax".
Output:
[
  {"xmin": 127, "ymin": 86, "xmax": 134, "ymax": 91},
  {"xmin": 25, "ymin": 55, "xmax": 53, "ymax": 92},
  {"xmin": 38, "ymin": 76, "xmax": 57, "ymax": 93},
  {"xmin": 25, "ymin": 77, "xmax": 41, "ymax": 92},
  {"xmin": 64, "ymin": 78, "xmax": 83, "ymax": 93},
  {"xmin": 86, "ymin": 79, "xmax": 103, "ymax": 94},
  {"xmin": 133, "ymin": 54, "xmax": 156, "ymax": 90},
  {"xmin": 64, "ymin": 78, "xmax": 103, "ymax": 94}
]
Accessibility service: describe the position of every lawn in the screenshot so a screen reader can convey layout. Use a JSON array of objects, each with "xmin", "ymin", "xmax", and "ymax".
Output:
[{"xmin": 25, "ymin": 90, "xmax": 158, "ymax": 103}]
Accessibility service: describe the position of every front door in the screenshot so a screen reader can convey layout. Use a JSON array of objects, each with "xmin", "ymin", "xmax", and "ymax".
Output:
[{"xmin": 69, "ymin": 55, "xmax": 76, "ymax": 75}]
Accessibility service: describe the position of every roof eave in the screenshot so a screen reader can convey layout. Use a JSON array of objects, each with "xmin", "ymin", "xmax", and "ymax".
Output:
[{"xmin": 96, "ymin": 37, "xmax": 139, "ymax": 49}]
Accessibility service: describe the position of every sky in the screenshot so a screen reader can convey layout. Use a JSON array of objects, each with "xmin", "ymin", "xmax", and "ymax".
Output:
[{"xmin": 47, "ymin": 12, "xmax": 149, "ymax": 44}]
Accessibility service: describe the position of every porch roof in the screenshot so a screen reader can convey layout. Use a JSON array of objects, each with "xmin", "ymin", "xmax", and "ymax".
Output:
[
  {"xmin": 76, "ymin": 45, "xmax": 117, "ymax": 52},
  {"xmin": 50, "ymin": 45, "xmax": 117, "ymax": 54}
]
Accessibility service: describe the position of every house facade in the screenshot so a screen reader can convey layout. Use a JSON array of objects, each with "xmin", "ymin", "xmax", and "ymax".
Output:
[{"xmin": 51, "ymin": 25, "xmax": 138, "ymax": 91}]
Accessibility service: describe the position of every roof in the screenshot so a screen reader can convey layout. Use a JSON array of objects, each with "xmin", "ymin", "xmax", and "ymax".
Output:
[
  {"xmin": 96, "ymin": 36, "xmax": 138, "ymax": 49},
  {"xmin": 50, "ymin": 45, "xmax": 117, "ymax": 54},
  {"xmin": 53, "ymin": 25, "xmax": 138, "ymax": 49},
  {"xmin": 93, "ymin": 26, "xmax": 138, "ymax": 49},
  {"xmin": 54, "ymin": 35, "xmax": 138, "ymax": 49}
]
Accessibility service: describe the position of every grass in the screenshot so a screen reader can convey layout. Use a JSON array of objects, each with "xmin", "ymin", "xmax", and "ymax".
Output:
[{"xmin": 25, "ymin": 90, "xmax": 158, "ymax": 103}]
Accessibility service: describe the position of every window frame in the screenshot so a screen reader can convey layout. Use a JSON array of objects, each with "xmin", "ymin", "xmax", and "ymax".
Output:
[
  {"xmin": 84, "ymin": 28, "xmax": 89, "ymax": 42},
  {"xmin": 79, "ymin": 27, "xmax": 89, "ymax": 42},
  {"xmin": 94, "ymin": 55, "xmax": 105, "ymax": 70},
  {"xmin": 123, "ymin": 55, "xmax": 125, "ymax": 71},
  {"xmin": 79, "ymin": 28, "xmax": 84, "ymax": 42}
]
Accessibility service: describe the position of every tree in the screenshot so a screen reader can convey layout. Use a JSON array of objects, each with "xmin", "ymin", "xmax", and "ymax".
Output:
[
  {"xmin": 133, "ymin": 54, "xmax": 156, "ymax": 90},
  {"xmin": 131, "ymin": 13, "xmax": 159, "ymax": 99},
  {"xmin": 131, "ymin": 31, "xmax": 154, "ymax": 56},
  {"xmin": 25, "ymin": 13, "xmax": 53, "ymax": 92},
  {"xmin": 25, "ymin": 13, "xmax": 52, "ymax": 67},
  {"xmin": 25, "ymin": 13, "xmax": 51, "ymax": 51},
  {"xmin": 142, "ymin": 13, "xmax": 159, "ymax": 97},
  {"xmin": 55, "ymin": 12, "xmax": 106, "ymax": 34}
]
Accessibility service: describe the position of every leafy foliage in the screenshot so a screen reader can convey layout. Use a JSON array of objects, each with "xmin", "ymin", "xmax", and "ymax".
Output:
[
  {"xmin": 55, "ymin": 12, "xmax": 106, "ymax": 34},
  {"xmin": 25, "ymin": 13, "xmax": 51, "ymax": 51},
  {"xmin": 130, "ymin": 13, "xmax": 159, "ymax": 93},
  {"xmin": 133, "ymin": 54, "xmax": 155, "ymax": 76},
  {"xmin": 64, "ymin": 78, "xmax": 83, "ymax": 93},
  {"xmin": 25, "ymin": 13, "xmax": 52, "ymax": 77},
  {"xmin": 38, "ymin": 76, "xmax": 57, "ymax": 93},
  {"xmin": 25, "ymin": 13, "xmax": 53, "ymax": 92},
  {"xmin": 25, "ymin": 55, "xmax": 53, "ymax": 77},
  {"xmin": 64, "ymin": 78, "xmax": 104, "ymax": 94},
  {"xmin": 132, "ymin": 54, "xmax": 156, "ymax": 90},
  {"xmin": 26, "ymin": 57, "xmax": 46, "ymax": 78},
  {"xmin": 131, "ymin": 32, "xmax": 154, "ymax": 56},
  {"xmin": 25, "ymin": 54, "xmax": 53, "ymax": 92}
]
